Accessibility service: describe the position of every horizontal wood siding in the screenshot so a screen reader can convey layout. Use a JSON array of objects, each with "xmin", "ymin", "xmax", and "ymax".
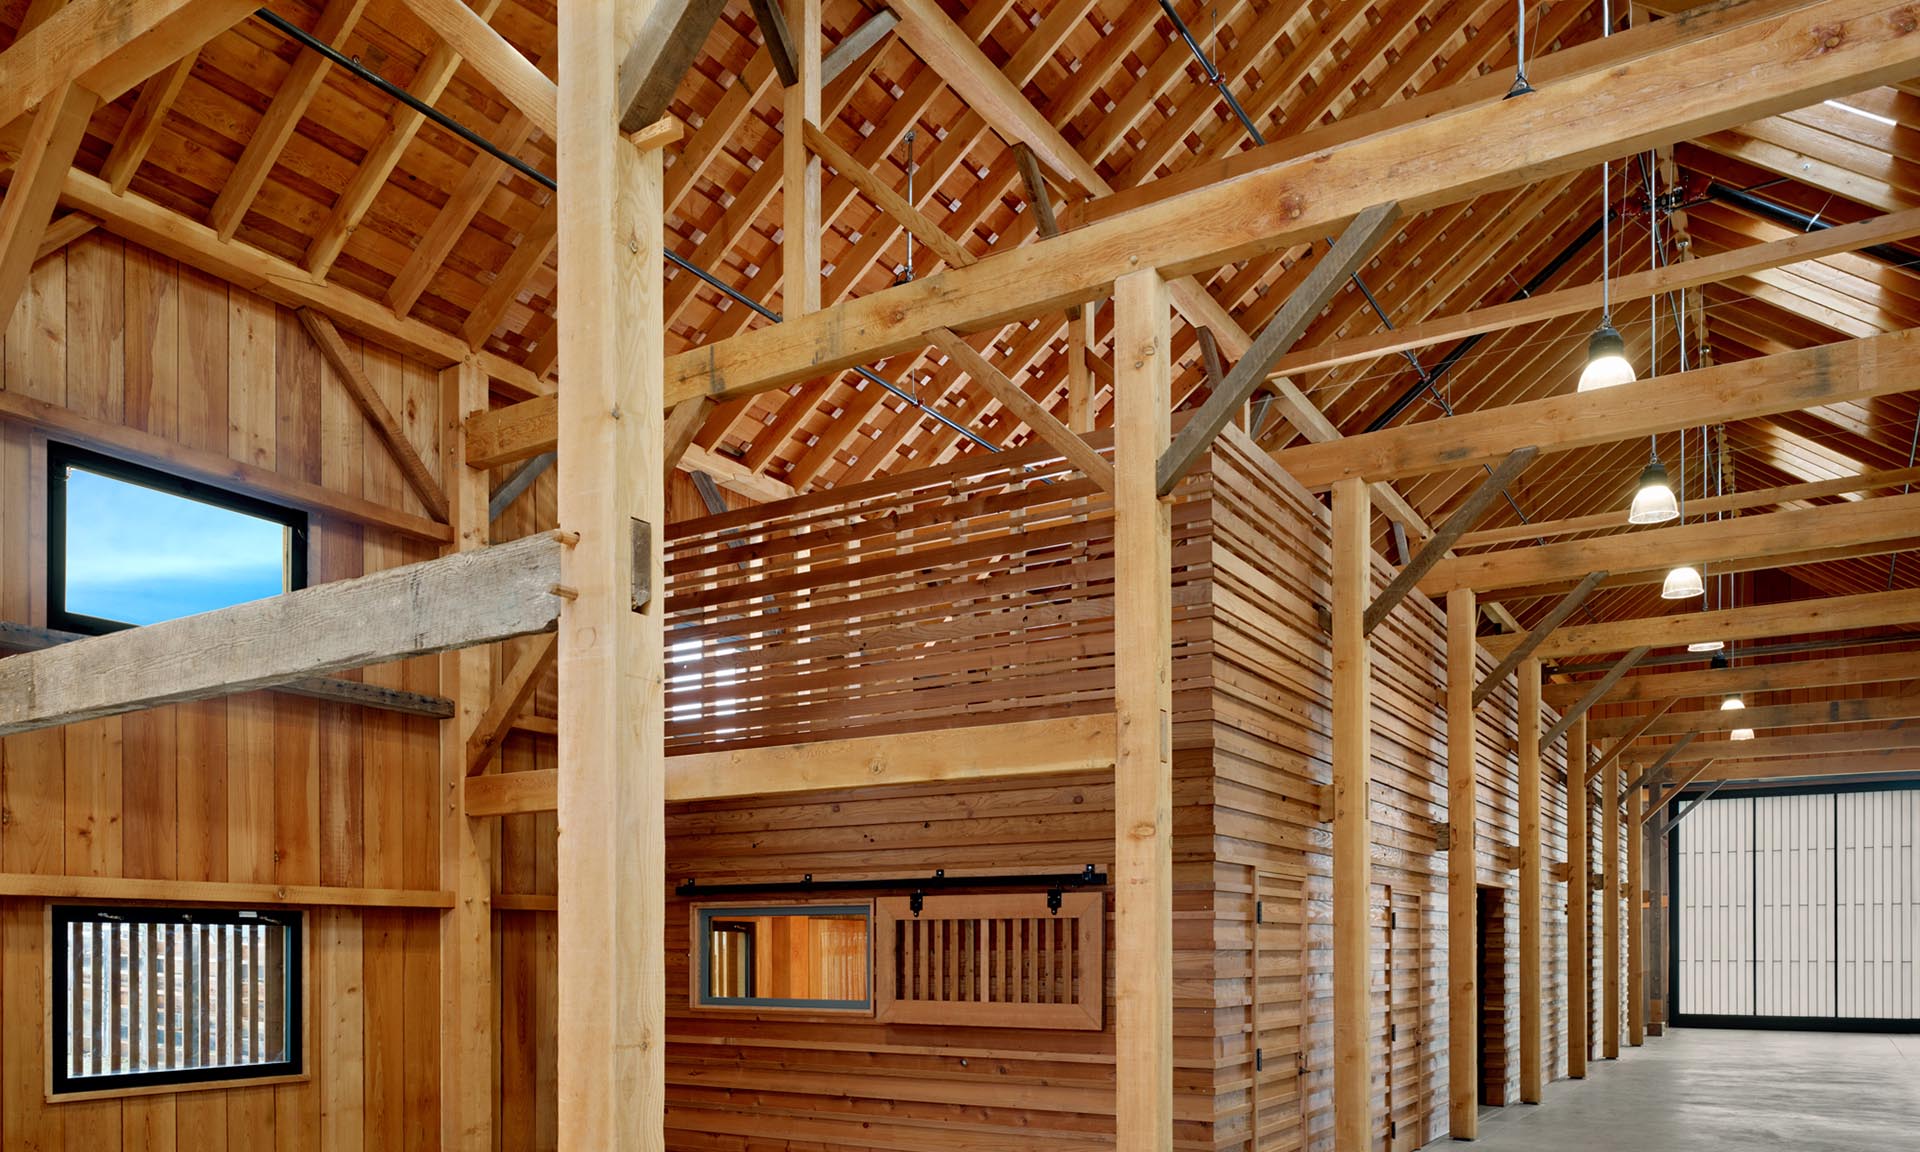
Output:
[{"xmin": 0, "ymin": 236, "xmax": 444, "ymax": 1151}]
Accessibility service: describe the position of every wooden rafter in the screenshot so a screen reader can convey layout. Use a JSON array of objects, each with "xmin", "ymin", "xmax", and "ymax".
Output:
[
  {"xmin": 1364, "ymin": 445, "xmax": 1535, "ymax": 634},
  {"xmin": 100, "ymin": 47, "xmax": 199, "ymax": 194},
  {"xmin": 1474, "ymin": 571, "xmax": 1607, "ymax": 705},
  {"xmin": 928, "ymin": 328, "xmax": 1114, "ymax": 491},
  {"xmin": 803, "ymin": 122, "xmax": 974, "ymax": 269},
  {"xmin": 298, "ymin": 310, "xmax": 451, "ymax": 522},
  {"xmin": 1586, "ymin": 699, "xmax": 1678, "ymax": 785},
  {"xmin": 404, "ymin": 0, "xmax": 556, "ymax": 136},
  {"xmin": 1545, "ymin": 647, "xmax": 1651, "ymax": 748},
  {"xmin": 747, "ymin": 0, "xmax": 799, "ymax": 87},
  {"xmin": 0, "ymin": 80, "xmax": 97, "ymax": 321},
  {"xmin": 1624, "ymin": 733, "xmax": 1701, "ymax": 794}
]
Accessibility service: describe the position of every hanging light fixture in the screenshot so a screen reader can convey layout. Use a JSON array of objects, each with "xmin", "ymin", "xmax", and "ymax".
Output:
[
  {"xmin": 1726, "ymin": 640, "xmax": 1752, "ymax": 739},
  {"xmin": 1579, "ymin": 145, "xmax": 1635, "ymax": 390},
  {"xmin": 1661, "ymin": 564, "xmax": 1704, "ymax": 599},
  {"xmin": 1687, "ymin": 639, "xmax": 1726, "ymax": 652},
  {"xmin": 1628, "ymin": 452, "xmax": 1678, "ymax": 524},
  {"xmin": 1720, "ymin": 695, "xmax": 1745, "ymax": 712},
  {"xmin": 1730, "ymin": 726, "xmax": 1755, "ymax": 741}
]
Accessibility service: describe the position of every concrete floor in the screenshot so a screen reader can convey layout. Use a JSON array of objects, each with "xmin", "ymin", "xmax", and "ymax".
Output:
[{"xmin": 1419, "ymin": 1029, "xmax": 1920, "ymax": 1150}]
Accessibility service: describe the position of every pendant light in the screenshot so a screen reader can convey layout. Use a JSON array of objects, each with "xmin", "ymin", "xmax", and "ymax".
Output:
[
  {"xmin": 1579, "ymin": 144, "xmax": 1635, "ymax": 390},
  {"xmin": 1628, "ymin": 451, "xmax": 1678, "ymax": 524},
  {"xmin": 1720, "ymin": 695, "xmax": 1745, "ymax": 712},
  {"xmin": 1726, "ymin": 642, "xmax": 1753, "ymax": 740},
  {"xmin": 1687, "ymin": 639, "xmax": 1725, "ymax": 652},
  {"xmin": 1730, "ymin": 726, "xmax": 1755, "ymax": 741},
  {"xmin": 1661, "ymin": 421, "xmax": 1701, "ymax": 598}
]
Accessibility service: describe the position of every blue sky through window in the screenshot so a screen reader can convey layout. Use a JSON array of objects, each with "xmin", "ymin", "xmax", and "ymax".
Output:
[{"xmin": 64, "ymin": 468, "xmax": 288, "ymax": 626}]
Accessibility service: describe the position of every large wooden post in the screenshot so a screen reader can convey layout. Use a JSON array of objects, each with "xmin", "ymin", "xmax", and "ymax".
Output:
[
  {"xmin": 1648, "ymin": 796, "xmax": 1670, "ymax": 1036},
  {"xmin": 439, "ymin": 357, "xmax": 494, "ymax": 1150},
  {"xmin": 1628, "ymin": 781, "xmax": 1646, "ymax": 1046},
  {"xmin": 1445, "ymin": 588, "xmax": 1478, "ymax": 1138},
  {"xmin": 1518, "ymin": 657, "xmax": 1544, "ymax": 1102},
  {"xmin": 782, "ymin": 0, "xmax": 821, "ymax": 316},
  {"xmin": 556, "ymin": 1, "xmax": 667, "ymax": 1147},
  {"xmin": 1332, "ymin": 476, "xmax": 1373, "ymax": 1151},
  {"xmin": 1567, "ymin": 714, "xmax": 1589, "ymax": 1078},
  {"xmin": 1603, "ymin": 756, "xmax": 1623, "ymax": 1059},
  {"xmin": 1113, "ymin": 267, "xmax": 1173, "ymax": 1152}
]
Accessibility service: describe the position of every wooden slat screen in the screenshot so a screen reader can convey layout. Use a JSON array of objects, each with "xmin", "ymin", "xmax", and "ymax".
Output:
[
  {"xmin": 661, "ymin": 432, "xmax": 1210, "ymax": 753},
  {"xmin": 874, "ymin": 892, "xmax": 1103, "ymax": 1030}
]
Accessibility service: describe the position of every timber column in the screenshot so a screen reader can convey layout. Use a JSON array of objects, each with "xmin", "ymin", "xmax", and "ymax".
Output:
[
  {"xmin": 1568, "ymin": 715, "xmax": 1589, "ymax": 1078},
  {"xmin": 1444, "ymin": 588, "xmax": 1477, "ymax": 1138},
  {"xmin": 555, "ymin": 1, "xmax": 667, "ymax": 1148},
  {"xmin": 1331, "ymin": 476, "xmax": 1372, "ymax": 1150},
  {"xmin": 1113, "ymin": 267, "xmax": 1173, "ymax": 1152}
]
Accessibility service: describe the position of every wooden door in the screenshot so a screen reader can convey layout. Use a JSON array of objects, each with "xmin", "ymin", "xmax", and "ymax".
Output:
[{"xmin": 1249, "ymin": 872, "xmax": 1308, "ymax": 1150}]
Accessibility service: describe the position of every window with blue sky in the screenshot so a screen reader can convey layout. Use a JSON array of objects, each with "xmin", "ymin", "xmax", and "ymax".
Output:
[{"xmin": 51, "ymin": 446, "xmax": 306, "ymax": 632}]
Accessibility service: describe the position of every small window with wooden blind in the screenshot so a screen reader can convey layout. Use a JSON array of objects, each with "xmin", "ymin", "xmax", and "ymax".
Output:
[
  {"xmin": 874, "ymin": 892, "xmax": 1104, "ymax": 1030},
  {"xmin": 49, "ymin": 907, "xmax": 304, "ymax": 1099},
  {"xmin": 691, "ymin": 903, "xmax": 874, "ymax": 1014}
]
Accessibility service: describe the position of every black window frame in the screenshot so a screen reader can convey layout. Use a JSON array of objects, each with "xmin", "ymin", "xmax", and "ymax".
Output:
[
  {"xmin": 49, "ymin": 904, "xmax": 306, "ymax": 1097},
  {"xmin": 47, "ymin": 443, "xmax": 309, "ymax": 635}
]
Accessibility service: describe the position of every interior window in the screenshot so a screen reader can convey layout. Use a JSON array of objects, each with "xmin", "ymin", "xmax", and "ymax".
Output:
[
  {"xmin": 694, "ymin": 904, "xmax": 873, "ymax": 1012},
  {"xmin": 49, "ymin": 444, "xmax": 307, "ymax": 634}
]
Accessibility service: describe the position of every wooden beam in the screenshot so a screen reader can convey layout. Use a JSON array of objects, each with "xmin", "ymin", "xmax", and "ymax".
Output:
[
  {"xmin": 1624, "ymin": 734, "xmax": 1699, "ymax": 795},
  {"xmin": 1519, "ymin": 656, "xmax": 1544, "ymax": 1103},
  {"xmin": 0, "ymin": 0, "xmax": 254, "ymax": 126},
  {"xmin": 1544, "ymin": 647, "xmax": 1650, "ymax": 749},
  {"xmin": 1422, "ymin": 491, "xmax": 1920, "ymax": 595},
  {"xmin": 1627, "ymin": 777, "xmax": 1645, "ymax": 1047},
  {"xmin": 1277, "ymin": 328, "xmax": 1920, "ymax": 490},
  {"xmin": 1602, "ymin": 689, "xmax": 1920, "ymax": 739},
  {"xmin": 1331, "ymin": 475, "xmax": 1373, "ymax": 1149},
  {"xmin": 781, "ymin": 0, "xmax": 822, "ymax": 317},
  {"xmin": 404, "ymin": 0, "xmax": 557, "ymax": 137},
  {"xmin": 1012, "ymin": 142, "xmax": 1063, "ymax": 239},
  {"xmin": 1567, "ymin": 714, "xmax": 1590, "ymax": 1079},
  {"xmin": 927, "ymin": 328, "xmax": 1115, "ymax": 491},
  {"xmin": 619, "ymin": 0, "xmax": 732, "ymax": 132},
  {"xmin": 466, "ymin": 715, "xmax": 1119, "ymax": 813},
  {"xmin": 437, "ymin": 356, "xmax": 492, "ymax": 1152},
  {"xmin": 0, "ymin": 384, "xmax": 453, "ymax": 544},
  {"xmin": 1113, "ymin": 267, "xmax": 1173, "ymax": 1152},
  {"xmin": 1446, "ymin": 588, "xmax": 1479, "ymax": 1137},
  {"xmin": 100, "ymin": 48, "xmax": 199, "ymax": 194},
  {"xmin": 1644, "ymin": 761, "xmax": 1715, "ymax": 825},
  {"xmin": 1586, "ymin": 699, "xmax": 1678, "ymax": 785},
  {"xmin": 1460, "ymin": 463, "xmax": 1920, "ymax": 549},
  {"xmin": 210, "ymin": 0, "xmax": 370, "ymax": 241},
  {"xmin": 745, "ymin": 0, "xmax": 799, "ymax": 86},
  {"xmin": 1660, "ymin": 723, "xmax": 1920, "ymax": 765},
  {"xmin": 300, "ymin": 310, "xmax": 451, "ymax": 522},
  {"xmin": 1269, "ymin": 204, "xmax": 1920, "ymax": 381},
  {"xmin": 820, "ymin": 6, "xmax": 896, "ymax": 85},
  {"xmin": 59, "ymin": 168, "xmax": 542, "ymax": 391},
  {"xmin": 1486, "ymin": 588, "xmax": 1920, "ymax": 660},
  {"xmin": 0, "ymin": 872, "xmax": 452, "ymax": 909},
  {"xmin": 1552, "ymin": 648, "xmax": 1920, "ymax": 710},
  {"xmin": 804, "ymin": 122, "xmax": 974, "ymax": 269},
  {"xmin": 1364, "ymin": 445, "xmax": 1535, "ymax": 633},
  {"xmin": 33, "ymin": 211, "xmax": 98, "ymax": 261},
  {"xmin": 1603, "ymin": 746, "xmax": 1621, "ymax": 1060},
  {"xmin": 0, "ymin": 619, "xmax": 453, "ymax": 719},
  {"xmin": 555, "ymin": 0, "xmax": 664, "ymax": 1146},
  {"xmin": 0, "ymin": 532, "xmax": 564, "ymax": 736},
  {"xmin": 664, "ymin": 0, "xmax": 1920, "ymax": 408},
  {"xmin": 464, "ymin": 634, "xmax": 558, "ymax": 775},
  {"xmin": 0, "ymin": 80, "xmax": 96, "ymax": 321},
  {"xmin": 663, "ymin": 396, "xmax": 715, "ymax": 482},
  {"xmin": 1158, "ymin": 202, "xmax": 1402, "ymax": 497},
  {"xmin": 488, "ymin": 452, "xmax": 554, "ymax": 522},
  {"xmin": 1693, "ymin": 749, "xmax": 1920, "ymax": 781},
  {"xmin": 1473, "ymin": 571, "xmax": 1606, "ymax": 705},
  {"xmin": 462, "ymin": 203, "xmax": 559, "ymax": 346}
]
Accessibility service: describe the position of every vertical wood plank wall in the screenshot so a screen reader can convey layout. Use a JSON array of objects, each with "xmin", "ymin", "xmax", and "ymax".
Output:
[{"xmin": 0, "ymin": 235, "xmax": 446, "ymax": 1150}]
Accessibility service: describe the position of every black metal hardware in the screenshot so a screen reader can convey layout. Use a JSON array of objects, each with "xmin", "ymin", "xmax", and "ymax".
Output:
[{"xmin": 675, "ymin": 867, "xmax": 1107, "ymax": 900}]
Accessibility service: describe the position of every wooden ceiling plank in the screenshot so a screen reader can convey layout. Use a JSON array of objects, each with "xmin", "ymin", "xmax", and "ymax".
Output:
[
  {"xmin": 404, "ymin": 0, "xmax": 557, "ymax": 137},
  {"xmin": 1275, "ymin": 328, "xmax": 1920, "ymax": 490},
  {"xmin": 100, "ymin": 46, "xmax": 200, "ymax": 195},
  {"xmin": 209, "ymin": 0, "xmax": 373, "ymax": 243},
  {"xmin": 303, "ymin": 0, "xmax": 508, "ymax": 277},
  {"xmin": 461, "ymin": 201, "xmax": 559, "ymax": 347},
  {"xmin": 387, "ymin": 106, "xmax": 543, "ymax": 318}
]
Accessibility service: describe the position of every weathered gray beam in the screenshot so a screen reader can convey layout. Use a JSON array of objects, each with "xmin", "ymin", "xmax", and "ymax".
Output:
[
  {"xmin": 0, "ymin": 532, "xmax": 566, "ymax": 736},
  {"xmin": 1363, "ymin": 445, "xmax": 1537, "ymax": 635},
  {"xmin": 1157, "ymin": 201, "xmax": 1401, "ymax": 496},
  {"xmin": 618, "ymin": 0, "xmax": 732, "ymax": 133},
  {"xmin": 821, "ymin": 6, "xmax": 897, "ymax": 85},
  {"xmin": 1474, "ymin": 570, "xmax": 1606, "ymax": 705},
  {"xmin": 746, "ymin": 0, "xmax": 799, "ymax": 86},
  {"xmin": 1666, "ymin": 780, "xmax": 1725, "ymax": 830},
  {"xmin": 1545, "ymin": 644, "xmax": 1650, "ymax": 749},
  {"xmin": 488, "ymin": 451, "xmax": 555, "ymax": 522},
  {"xmin": 0, "ymin": 620, "xmax": 455, "ymax": 719}
]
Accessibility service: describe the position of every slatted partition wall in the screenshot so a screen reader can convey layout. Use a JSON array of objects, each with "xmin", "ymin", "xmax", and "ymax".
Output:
[
  {"xmin": 0, "ymin": 235, "xmax": 447, "ymax": 1150},
  {"xmin": 486, "ymin": 425, "xmax": 1577, "ymax": 1151}
]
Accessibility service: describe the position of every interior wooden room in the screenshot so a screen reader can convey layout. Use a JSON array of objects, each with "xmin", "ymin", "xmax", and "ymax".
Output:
[{"xmin": 0, "ymin": 0, "xmax": 1916, "ymax": 1150}]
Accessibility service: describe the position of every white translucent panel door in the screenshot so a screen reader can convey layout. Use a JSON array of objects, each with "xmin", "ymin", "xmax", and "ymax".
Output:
[
  {"xmin": 1838, "ymin": 789, "xmax": 1918, "ymax": 1020},
  {"xmin": 1676, "ymin": 797, "xmax": 1753, "ymax": 1016},
  {"xmin": 1754, "ymin": 792, "xmax": 1836, "ymax": 1018}
]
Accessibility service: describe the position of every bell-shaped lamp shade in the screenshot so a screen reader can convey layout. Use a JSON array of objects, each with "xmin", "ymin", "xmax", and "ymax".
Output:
[
  {"xmin": 1629, "ymin": 459, "xmax": 1679, "ymax": 524},
  {"xmin": 1721, "ymin": 695, "xmax": 1745, "ymax": 711},
  {"xmin": 1687, "ymin": 639, "xmax": 1726, "ymax": 652},
  {"xmin": 1661, "ymin": 564, "xmax": 1705, "ymax": 600},
  {"xmin": 1578, "ymin": 323, "xmax": 1636, "ymax": 391},
  {"xmin": 1730, "ymin": 727, "xmax": 1755, "ymax": 742}
]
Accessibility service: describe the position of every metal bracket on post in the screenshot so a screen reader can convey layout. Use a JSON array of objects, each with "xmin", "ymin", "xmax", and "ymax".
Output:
[{"xmin": 630, "ymin": 517, "xmax": 652, "ymax": 613}]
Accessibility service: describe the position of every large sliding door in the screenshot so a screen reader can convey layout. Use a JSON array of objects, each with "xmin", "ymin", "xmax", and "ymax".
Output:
[{"xmin": 1671, "ymin": 783, "xmax": 1916, "ymax": 1029}]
